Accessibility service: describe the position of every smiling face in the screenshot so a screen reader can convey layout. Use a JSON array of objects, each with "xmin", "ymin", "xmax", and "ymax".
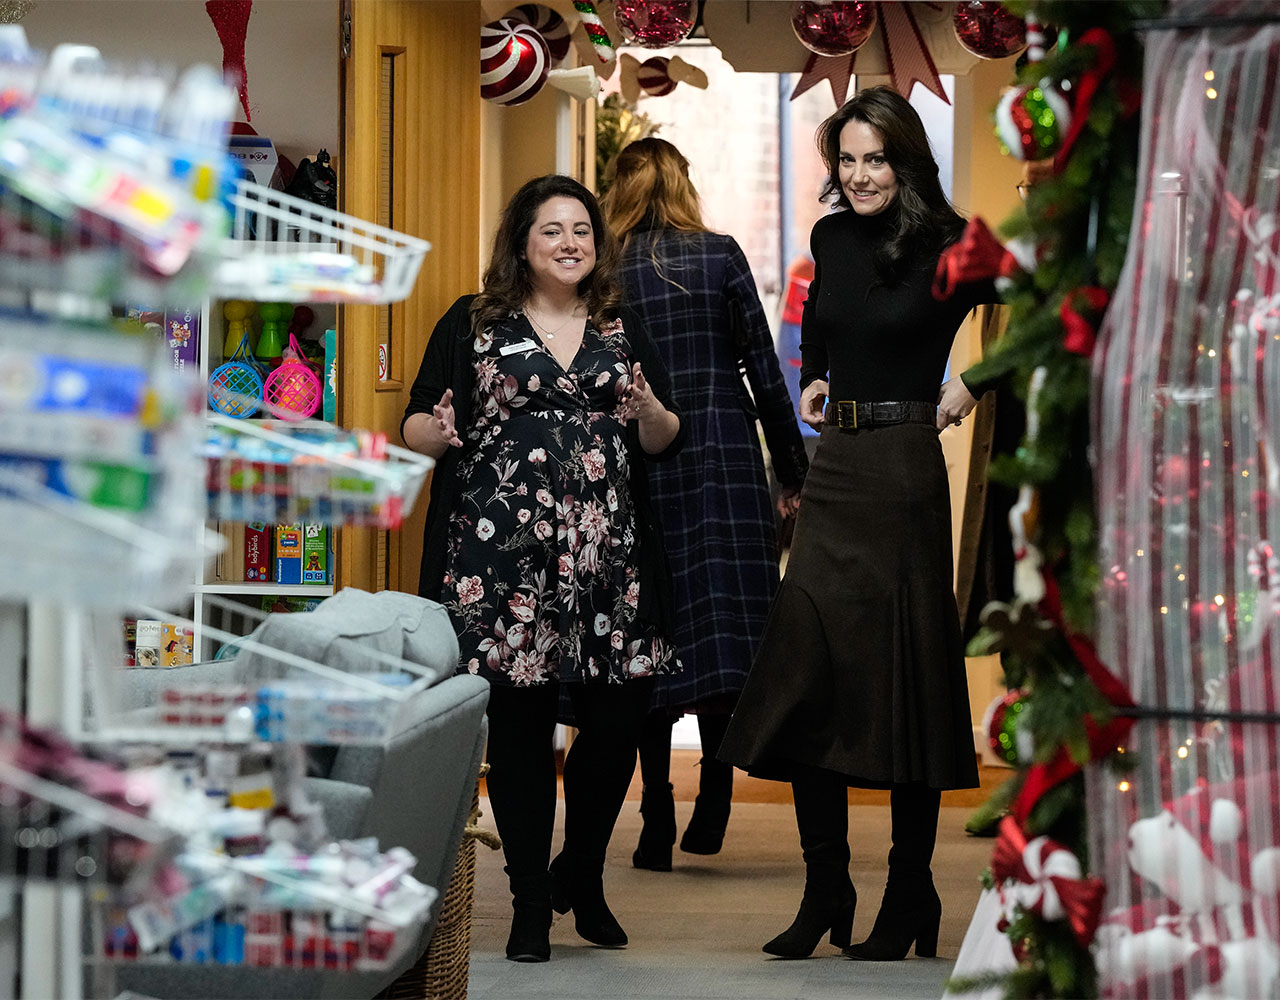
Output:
[
  {"xmin": 838, "ymin": 119, "xmax": 899, "ymax": 217},
  {"xmin": 523, "ymin": 195, "xmax": 597, "ymax": 295}
]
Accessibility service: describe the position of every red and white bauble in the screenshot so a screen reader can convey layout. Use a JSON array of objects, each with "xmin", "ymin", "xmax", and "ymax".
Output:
[
  {"xmin": 637, "ymin": 56, "xmax": 675, "ymax": 95},
  {"xmin": 614, "ymin": 0, "xmax": 698, "ymax": 49},
  {"xmin": 480, "ymin": 18, "xmax": 550, "ymax": 106},
  {"xmin": 504, "ymin": 3, "xmax": 571, "ymax": 65},
  {"xmin": 791, "ymin": 0, "xmax": 877, "ymax": 58}
]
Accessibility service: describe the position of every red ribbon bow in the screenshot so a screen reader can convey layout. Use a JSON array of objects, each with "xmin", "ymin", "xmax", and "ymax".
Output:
[
  {"xmin": 932, "ymin": 217, "xmax": 1022, "ymax": 300},
  {"xmin": 992, "ymin": 815, "xmax": 1106, "ymax": 947},
  {"xmin": 1060, "ymin": 286, "xmax": 1110, "ymax": 356}
]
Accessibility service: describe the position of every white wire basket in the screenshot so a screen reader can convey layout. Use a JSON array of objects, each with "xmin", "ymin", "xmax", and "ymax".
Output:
[
  {"xmin": 203, "ymin": 415, "xmax": 434, "ymax": 529},
  {"xmin": 87, "ymin": 593, "xmax": 444, "ymax": 747},
  {"xmin": 215, "ymin": 181, "xmax": 430, "ymax": 305}
]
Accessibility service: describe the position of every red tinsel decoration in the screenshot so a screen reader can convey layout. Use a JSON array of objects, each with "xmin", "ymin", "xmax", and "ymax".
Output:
[{"xmin": 206, "ymin": 0, "xmax": 253, "ymax": 121}]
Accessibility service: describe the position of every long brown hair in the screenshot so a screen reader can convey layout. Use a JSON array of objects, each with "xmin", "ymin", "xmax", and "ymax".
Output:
[
  {"xmin": 601, "ymin": 137, "xmax": 706, "ymax": 239},
  {"xmin": 815, "ymin": 86, "xmax": 964, "ymax": 282},
  {"xmin": 471, "ymin": 174, "xmax": 623, "ymax": 335},
  {"xmin": 601, "ymin": 137, "xmax": 706, "ymax": 292}
]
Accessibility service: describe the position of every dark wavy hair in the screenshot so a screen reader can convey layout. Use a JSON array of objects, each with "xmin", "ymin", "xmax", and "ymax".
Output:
[
  {"xmin": 816, "ymin": 86, "xmax": 964, "ymax": 283},
  {"xmin": 471, "ymin": 174, "xmax": 623, "ymax": 335}
]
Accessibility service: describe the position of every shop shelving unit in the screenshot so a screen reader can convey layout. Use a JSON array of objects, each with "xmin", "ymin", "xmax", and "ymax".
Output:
[{"xmin": 0, "ymin": 30, "xmax": 435, "ymax": 999}]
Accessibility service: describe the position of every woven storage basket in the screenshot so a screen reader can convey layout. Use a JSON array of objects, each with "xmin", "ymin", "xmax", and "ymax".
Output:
[{"xmin": 379, "ymin": 767, "xmax": 500, "ymax": 1000}]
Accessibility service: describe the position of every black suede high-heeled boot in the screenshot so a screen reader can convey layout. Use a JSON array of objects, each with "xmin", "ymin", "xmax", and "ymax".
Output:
[
  {"xmin": 680, "ymin": 713, "xmax": 734, "ymax": 855},
  {"xmin": 504, "ymin": 866, "xmax": 552, "ymax": 962},
  {"xmin": 549, "ymin": 852, "xmax": 628, "ymax": 948},
  {"xmin": 763, "ymin": 766, "xmax": 855, "ymax": 958},
  {"xmin": 633, "ymin": 782, "xmax": 676, "ymax": 871},
  {"xmin": 844, "ymin": 785, "xmax": 943, "ymax": 961}
]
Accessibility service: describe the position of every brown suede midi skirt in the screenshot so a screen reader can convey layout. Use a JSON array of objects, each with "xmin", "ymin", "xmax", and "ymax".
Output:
[{"xmin": 719, "ymin": 422, "xmax": 980, "ymax": 790}]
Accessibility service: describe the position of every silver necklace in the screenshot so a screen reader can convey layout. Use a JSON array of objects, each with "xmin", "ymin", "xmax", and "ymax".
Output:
[{"xmin": 525, "ymin": 304, "xmax": 582, "ymax": 341}]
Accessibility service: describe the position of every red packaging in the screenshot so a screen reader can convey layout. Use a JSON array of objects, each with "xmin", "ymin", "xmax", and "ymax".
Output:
[{"xmin": 244, "ymin": 522, "xmax": 272, "ymax": 582}]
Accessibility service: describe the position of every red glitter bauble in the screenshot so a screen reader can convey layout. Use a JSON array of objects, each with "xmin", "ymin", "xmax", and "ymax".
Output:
[
  {"xmin": 480, "ymin": 18, "xmax": 550, "ymax": 107},
  {"xmin": 953, "ymin": 1, "xmax": 1026, "ymax": 60},
  {"xmin": 790, "ymin": 1, "xmax": 876, "ymax": 58},
  {"xmin": 614, "ymin": 0, "xmax": 698, "ymax": 49}
]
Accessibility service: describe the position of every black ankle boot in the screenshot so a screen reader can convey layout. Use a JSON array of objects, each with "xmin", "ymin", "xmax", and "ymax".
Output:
[
  {"xmin": 504, "ymin": 866, "xmax": 552, "ymax": 962},
  {"xmin": 632, "ymin": 782, "xmax": 675, "ymax": 871},
  {"xmin": 549, "ymin": 853, "xmax": 627, "ymax": 948},
  {"xmin": 842, "ymin": 880, "xmax": 940, "ymax": 961},
  {"xmin": 763, "ymin": 873, "xmax": 856, "ymax": 958},
  {"xmin": 680, "ymin": 758, "xmax": 732, "ymax": 855}
]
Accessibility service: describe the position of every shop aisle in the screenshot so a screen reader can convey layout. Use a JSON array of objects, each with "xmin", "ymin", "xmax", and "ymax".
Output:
[{"xmin": 467, "ymin": 753, "xmax": 999, "ymax": 1000}]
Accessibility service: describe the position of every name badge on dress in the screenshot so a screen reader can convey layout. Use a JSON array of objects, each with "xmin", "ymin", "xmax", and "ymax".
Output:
[{"xmin": 499, "ymin": 338, "xmax": 538, "ymax": 356}]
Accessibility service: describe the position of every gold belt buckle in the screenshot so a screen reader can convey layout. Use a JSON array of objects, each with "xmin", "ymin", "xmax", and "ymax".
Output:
[{"xmin": 837, "ymin": 400, "xmax": 856, "ymax": 429}]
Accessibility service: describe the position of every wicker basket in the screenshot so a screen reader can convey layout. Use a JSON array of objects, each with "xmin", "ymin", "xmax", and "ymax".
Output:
[{"xmin": 379, "ymin": 769, "xmax": 499, "ymax": 1000}]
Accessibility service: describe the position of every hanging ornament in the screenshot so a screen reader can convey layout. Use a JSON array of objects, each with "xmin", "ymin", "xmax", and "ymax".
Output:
[
  {"xmin": 790, "ymin": 0, "xmax": 877, "ymax": 57},
  {"xmin": 614, "ymin": 0, "xmax": 698, "ymax": 49},
  {"xmin": 952, "ymin": 1, "xmax": 1026, "ymax": 60},
  {"xmin": 505, "ymin": 4, "xmax": 572, "ymax": 65},
  {"xmin": 994, "ymin": 82, "xmax": 1071, "ymax": 161},
  {"xmin": 206, "ymin": 0, "xmax": 254, "ymax": 121},
  {"xmin": 985, "ymin": 690, "xmax": 1031, "ymax": 766},
  {"xmin": 636, "ymin": 56, "xmax": 676, "ymax": 95},
  {"xmin": 480, "ymin": 18, "xmax": 550, "ymax": 107},
  {"xmin": 572, "ymin": 0, "xmax": 617, "ymax": 75}
]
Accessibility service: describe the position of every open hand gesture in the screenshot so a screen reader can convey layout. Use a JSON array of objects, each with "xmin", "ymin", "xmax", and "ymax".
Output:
[{"xmin": 433, "ymin": 388, "xmax": 463, "ymax": 448}]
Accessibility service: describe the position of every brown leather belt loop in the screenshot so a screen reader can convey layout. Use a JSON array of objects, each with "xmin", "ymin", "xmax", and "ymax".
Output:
[{"xmin": 829, "ymin": 400, "xmax": 937, "ymax": 430}]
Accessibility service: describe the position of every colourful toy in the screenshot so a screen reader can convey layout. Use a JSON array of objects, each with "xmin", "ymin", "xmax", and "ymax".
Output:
[
  {"xmin": 208, "ymin": 340, "xmax": 263, "ymax": 418},
  {"xmin": 222, "ymin": 300, "xmax": 254, "ymax": 358},
  {"xmin": 262, "ymin": 334, "xmax": 321, "ymax": 421},
  {"xmin": 254, "ymin": 302, "xmax": 289, "ymax": 365}
]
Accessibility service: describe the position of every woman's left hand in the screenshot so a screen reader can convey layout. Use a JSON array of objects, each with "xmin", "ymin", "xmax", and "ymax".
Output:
[{"xmin": 936, "ymin": 376, "xmax": 979, "ymax": 432}]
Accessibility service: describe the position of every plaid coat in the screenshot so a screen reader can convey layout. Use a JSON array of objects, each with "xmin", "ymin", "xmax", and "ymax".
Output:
[{"xmin": 619, "ymin": 228, "xmax": 808, "ymax": 714}]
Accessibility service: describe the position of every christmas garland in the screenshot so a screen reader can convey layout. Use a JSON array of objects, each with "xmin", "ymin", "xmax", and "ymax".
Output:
[{"xmin": 940, "ymin": 3, "xmax": 1164, "ymax": 998}]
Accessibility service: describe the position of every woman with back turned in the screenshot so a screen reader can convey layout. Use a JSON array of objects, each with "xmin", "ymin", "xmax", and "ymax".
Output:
[
  {"xmin": 602, "ymin": 138, "xmax": 808, "ymax": 869},
  {"xmin": 720, "ymin": 87, "xmax": 998, "ymax": 962}
]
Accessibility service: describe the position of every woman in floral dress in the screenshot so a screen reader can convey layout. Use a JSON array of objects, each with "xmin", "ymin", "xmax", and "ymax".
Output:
[{"xmin": 402, "ymin": 175, "xmax": 685, "ymax": 964}]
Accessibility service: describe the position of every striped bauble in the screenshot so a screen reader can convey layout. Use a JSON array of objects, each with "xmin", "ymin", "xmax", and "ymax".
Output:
[
  {"xmin": 504, "ymin": 4, "xmax": 571, "ymax": 65},
  {"xmin": 636, "ymin": 56, "xmax": 675, "ymax": 96},
  {"xmin": 480, "ymin": 18, "xmax": 550, "ymax": 106}
]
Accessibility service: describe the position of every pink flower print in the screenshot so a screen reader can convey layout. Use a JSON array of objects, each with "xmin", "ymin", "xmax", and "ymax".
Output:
[
  {"xmin": 598, "ymin": 317, "xmax": 624, "ymax": 339},
  {"xmin": 558, "ymin": 553, "xmax": 574, "ymax": 578},
  {"xmin": 595, "ymin": 370, "xmax": 611, "ymax": 388},
  {"xmin": 556, "ymin": 375, "xmax": 576, "ymax": 394},
  {"xmin": 528, "ymin": 448, "xmax": 547, "ymax": 463},
  {"xmin": 457, "ymin": 576, "xmax": 485, "ymax": 605},
  {"xmin": 610, "ymin": 630, "xmax": 624, "ymax": 650},
  {"xmin": 581, "ymin": 449, "xmax": 606, "ymax": 482},
  {"xmin": 476, "ymin": 518, "xmax": 495, "ymax": 541},
  {"xmin": 537, "ymin": 488, "xmax": 554, "ymax": 507},
  {"xmin": 475, "ymin": 357, "xmax": 498, "ymax": 390},
  {"xmin": 516, "ymin": 508, "xmax": 532, "ymax": 524},
  {"xmin": 587, "ymin": 657, "xmax": 600, "ymax": 678},
  {"xmin": 467, "ymin": 658, "xmax": 480, "ymax": 675},
  {"xmin": 515, "ymin": 483, "xmax": 528, "ymax": 496},
  {"xmin": 627, "ymin": 653, "xmax": 654, "ymax": 676},
  {"xmin": 578, "ymin": 500, "xmax": 609, "ymax": 544},
  {"xmin": 594, "ymin": 614, "xmax": 610, "ymax": 636},
  {"xmin": 606, "ymin": 487, "xmax": 618, "ymax": 511},
  {"xmin": 527, "ymin": 373, "xmax": 541, "ymax": 393},
  {"xmin": 509, "ymin": 649, "xmax": 547, "ymax": 686},
  {"xmin": 508, "ymin": 591, "xmax": 536, "ymax": 623},
  {"xmin": 534, "ymin": 619, "xmax": 558, "ymax": 654},
  {"xmin": 534, "ymin": 520, "xmax": 553, "ymax": 540},
  {"xmin": 625, "ymin": 581, "xmax": 639, "ymax": 608},
  {"xmin": 473, "ymin": 328, "xmax": 494, "ymax": 352},
  {"xmin": 506, "ymin": 621, "xmax": 528, "ymax": 651}
]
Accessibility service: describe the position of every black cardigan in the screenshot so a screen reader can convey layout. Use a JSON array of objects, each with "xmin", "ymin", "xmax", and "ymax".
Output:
[{"xmin": 401, "ymin": 294, "xmax": 687, "ymax": 635}]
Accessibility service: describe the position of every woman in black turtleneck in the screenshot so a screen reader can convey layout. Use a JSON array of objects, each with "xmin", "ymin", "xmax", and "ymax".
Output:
[{"xmin": 720, "ymin": 87, "xmax": 997, "ymax": 963}]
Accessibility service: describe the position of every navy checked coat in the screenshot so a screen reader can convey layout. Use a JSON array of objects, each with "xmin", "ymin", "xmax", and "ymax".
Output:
[{"xmin": 619, "ymin": 228, "xmax": 808, "ymax": 715}]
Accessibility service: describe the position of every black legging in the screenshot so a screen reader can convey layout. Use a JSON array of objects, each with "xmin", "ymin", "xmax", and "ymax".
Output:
[{"xmin": 485, "ymin": 678, "xmax": 656, "ymax": 878}]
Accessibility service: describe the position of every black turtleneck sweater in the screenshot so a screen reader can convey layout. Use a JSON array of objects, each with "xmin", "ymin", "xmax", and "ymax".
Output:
[{"xmin": 798, "ymin": 206, "xmax": 997, "ymax": 404}]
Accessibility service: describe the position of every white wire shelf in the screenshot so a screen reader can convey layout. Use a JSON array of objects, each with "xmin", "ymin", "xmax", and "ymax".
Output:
[
  {"xmin": 203, "ymin": 415, "xmax": 434, "ymax": 529},
  {"xmin": 214, "ymin": 181, "xmax": 430, "ymax": 305}
]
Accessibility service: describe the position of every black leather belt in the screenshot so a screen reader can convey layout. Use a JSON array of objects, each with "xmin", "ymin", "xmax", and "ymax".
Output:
[{"xmin": 829, "ymin": 400, "xmax": 936, "ymax": 430}]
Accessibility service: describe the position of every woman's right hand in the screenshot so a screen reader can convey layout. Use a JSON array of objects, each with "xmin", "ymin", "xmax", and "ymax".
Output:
[
  {"xmin": 799, "ymin": 380, "xmax": 829, "ymax": 430},
  {"xmin": 432, "ymin": 388, "xmax": 463, "ymax": 449}
]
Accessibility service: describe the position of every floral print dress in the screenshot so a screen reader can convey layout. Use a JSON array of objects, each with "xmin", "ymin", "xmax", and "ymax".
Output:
[{"xmin": 441, "ymin": 313, "xmax": 680, "ymax": 688}]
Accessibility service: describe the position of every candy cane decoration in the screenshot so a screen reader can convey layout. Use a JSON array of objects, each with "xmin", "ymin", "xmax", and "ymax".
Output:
[
  {"xmin": 573, "ymin": 0, "xmax": 616, "ymax": 74},
  {"xmin": 1025, "ymin": 10, "xmax": 1046, "ymax": 63}
]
